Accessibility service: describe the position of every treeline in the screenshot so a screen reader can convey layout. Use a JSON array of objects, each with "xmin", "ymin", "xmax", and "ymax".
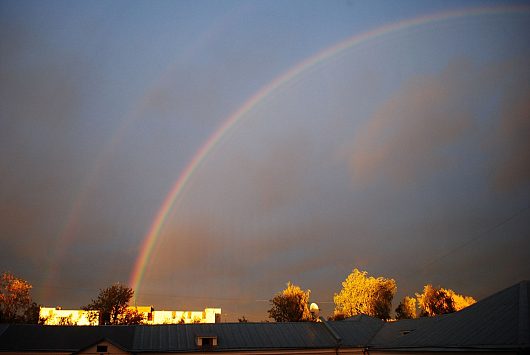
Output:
[
  {"xmin": 0, "ymin": 271, "xmax": 142, "ymax": 325},
  {"xmin": 1, "ymin": 270, "xmax": 476, "ymax": 324},
  {"xmin": 268, "ymin": 268, "xmax": 476, "ymax": 322}
]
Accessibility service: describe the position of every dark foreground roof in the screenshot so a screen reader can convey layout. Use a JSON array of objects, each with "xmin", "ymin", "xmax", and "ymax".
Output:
[
  {"xmin": 369, "ymin": 280, "xmax": 530, "ymax": 351},
  {"xmin": 132, "ymin": 322, "xmax": 339, "ymax": 352},
  {"xmin": 0, "ymin": 281, "xmax": 528, "ymax": 353},
  {"xmin": 0, "ymin": 324, "xmax": 136, "ymax": 352},
  {"xmin": 331, "ymin": 314, "xmax": 384, "ymax": 347},
  {"xmin": 0, "ymin": 321, "xmax": 343, "ymax": 353}
]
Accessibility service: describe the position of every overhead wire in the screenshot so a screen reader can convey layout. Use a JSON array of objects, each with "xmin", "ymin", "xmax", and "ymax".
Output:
[{"xmin": 419, "ymin": 205, "xmax": 529, "ymax": 275}]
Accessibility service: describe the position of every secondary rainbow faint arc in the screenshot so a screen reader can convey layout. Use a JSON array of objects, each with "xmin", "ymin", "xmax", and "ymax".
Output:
[{"xmin": 129, "ymin": 5, "xmax": 529, "ymax": 301}]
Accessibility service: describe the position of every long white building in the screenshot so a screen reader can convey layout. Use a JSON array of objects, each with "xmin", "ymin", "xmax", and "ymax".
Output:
[{"xmin": 39, "ymin": 306, "xmax": 221, "ymax": 325}]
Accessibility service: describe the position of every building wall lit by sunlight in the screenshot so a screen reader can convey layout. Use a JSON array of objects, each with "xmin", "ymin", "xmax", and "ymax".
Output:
[
  {"xmin": 149, "ymin": 308, "xmax": 222, "ymax": 324},
  {"xmin": 39, "ymin": 307, "xmax": 99, "ymax": 325},
  {"xmin": 39, "ymin": 306, "xmax": 221, "ymax": 325}
]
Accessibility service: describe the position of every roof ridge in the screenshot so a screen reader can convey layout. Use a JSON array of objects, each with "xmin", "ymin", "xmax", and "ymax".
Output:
[{"xmin": 319, "ymin": 318, "xmax": 342, "ymax": 346}]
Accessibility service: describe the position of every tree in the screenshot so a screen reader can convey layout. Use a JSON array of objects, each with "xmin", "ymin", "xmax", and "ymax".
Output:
[
  {"xmin": 120, "ymin": 307, "xmax": 145, "ymax": 325},
  {"xmin": 449, "ymin": 289, "xmax": 477, "ymax": 312},
  {"xmin": 23, "ymin": 302, "xmax": 41, "ymax": 324},
  {"xmin": 395, "ymin": 296, "xmax": 417, "ymax": 320},
  {"xmin": 416, "ymin": 284, "xmax": 476, "ymax": 317},
  {"xmin": 82, "ymin": 283, "xmax": 141, "ymax": 325},
  {"xmin": 268, "ymin": 282, "xmax": 312, "ymax": 322},
  {"xmin": 333, "ymin": 269, "xmax": 396, "ymax": 320},
  {"xmin": 0, "ymin": 272, "xmax": 35, "ymax": 323}
]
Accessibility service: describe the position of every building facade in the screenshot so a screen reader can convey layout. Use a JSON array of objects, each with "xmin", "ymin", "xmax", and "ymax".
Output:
[
  {"xmin": 39, "ymin": 307, "xmax": 98, "ymax": 326},
  {"xmin": 39, "ymin": 306, "xmax": 221, "ymax": 325}
]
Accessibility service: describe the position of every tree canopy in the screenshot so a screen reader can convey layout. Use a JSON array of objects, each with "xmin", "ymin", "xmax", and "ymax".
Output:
[
  {"xmin": 333, "ymin": 269, "xmax": 396, "ymax": 320},
  {"xmin": 0, "ymin": 272, "xmax": 40, "ymax": 323},
  {"xmin": 82, "ymin": 283, "xmax": 143, "ymax": 325},
  {"xmin": 416, "ymin": 284, "xmax": 476, "ymax": 317},
  {"xmin": 268, "ymin": 282, "xmax": 313, "ymax": 322},
  {"xmin": 395, "ymin": 296, "xmax": 417, "ymax": 320}
]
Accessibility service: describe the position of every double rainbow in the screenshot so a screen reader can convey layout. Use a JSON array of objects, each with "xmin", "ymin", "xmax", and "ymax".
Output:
[{"xmin": 129, "ymin": 5, "xmax": 529, "ymax": 302}]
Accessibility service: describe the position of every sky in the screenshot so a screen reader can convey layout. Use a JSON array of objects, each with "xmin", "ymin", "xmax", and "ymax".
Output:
[{"xmin": 1, "ymin": 0, "xmax": 529, "ymax": 321}]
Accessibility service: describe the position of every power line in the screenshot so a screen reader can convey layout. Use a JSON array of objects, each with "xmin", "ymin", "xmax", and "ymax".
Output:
[{"xmin": 420, "ymin": 205, "xmax": 529, "ymax": 275}]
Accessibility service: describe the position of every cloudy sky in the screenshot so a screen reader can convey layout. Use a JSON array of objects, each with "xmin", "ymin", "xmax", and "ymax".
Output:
[{"xmin": 1, "ymin": 0, "xmax": 529, "ymax": 321}]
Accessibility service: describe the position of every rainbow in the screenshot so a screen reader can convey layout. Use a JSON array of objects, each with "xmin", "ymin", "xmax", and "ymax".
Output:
[{"xmin": 129, "ymin": 5, "xmax": 530, "ymax": 302}]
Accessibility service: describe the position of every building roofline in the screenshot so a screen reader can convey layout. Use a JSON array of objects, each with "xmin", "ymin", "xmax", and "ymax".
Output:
[{"xmin": 72, "ymin": 336, "xmax": 130, "ymax": 354}]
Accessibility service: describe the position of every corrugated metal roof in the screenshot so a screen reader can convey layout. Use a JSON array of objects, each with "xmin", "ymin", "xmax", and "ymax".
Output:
[
  {"xmin": 369, "ymin": 314, "xmax": 447, "ymax": 346},
  {"xmin": 132, "ymin": 322, "xmax": 338, "ymax": 351},
  {"xmin": 329, "ymin": 315, "xmax": 384, "ymax": 347},
  {"xmin": 371, "ymin": 280, "xmax": 529, "ymax": 350},
  {"xmin": 0, "ymin": 324, "xmax": 135, "ymax": 351},
  {"xmin": 0, "ymin": 323, "xmax": 9, "ymax": 337}
]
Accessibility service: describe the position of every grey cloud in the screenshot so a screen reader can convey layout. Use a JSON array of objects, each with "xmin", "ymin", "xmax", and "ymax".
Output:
[
  {"xmin": 348, "ymin": 55, "xmax": 530, "ymax": 192},
  {"xmin": 491, "ymin": 59, "xmax": 530, "ymax": 191},
  {"xmin": 349, "ymin": 60, "xmax": 475, "ymax": 186}
]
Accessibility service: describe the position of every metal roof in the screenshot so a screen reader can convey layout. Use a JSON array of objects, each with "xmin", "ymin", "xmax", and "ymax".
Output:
[
  {"xmin": 0, "ymin": 324, "xmax": 135, "ymax": 352},
  {"xmin": 0, "ymin": 281, "xmax": 528, "ymax": 353},
  {"xmin": 329, "ymin": 315, "xmax": 384, "ymax": 347},
  {"xmin": 132, "ymin": 322, "xmax": 338, "ymax": 352},
  {"xmin": 370, "ymin": 280, "xmax": 530, "ymax": 351}
]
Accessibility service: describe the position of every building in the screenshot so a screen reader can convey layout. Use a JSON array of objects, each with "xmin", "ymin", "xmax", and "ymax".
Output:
[
  {"xmin": 38, "ymin": 307, "xmax": 98, "ymax": 326},
  {"xmin": 148, "ymin": 308, "xmax": 222, "ymax": 324},
  {"xmin": 3, "ymin": 281, "xmax": 528, "ymax": 354},
  {"xmin": 39, "ymin": 306, "xmax": 221, "ymax": 326}
]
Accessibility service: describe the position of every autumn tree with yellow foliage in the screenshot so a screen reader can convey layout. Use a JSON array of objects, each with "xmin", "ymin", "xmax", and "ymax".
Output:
[
  {"xmin": 268, "ymin": 282, "xmax": 312, "ymax": 322},
  {"xmin": 0, "ymin": 272, "xmax": 39, "ymax": 323},
  {"xmin": 416, "ymin": 284, "xmax": 476, "ymax": 317},
  {"xmin": 333, "ymin": 269, "xmax": 396, "ymax": 320},
  {"xmin": 395, "ymin": 296, "xmax": 417, "ymax": 319}
]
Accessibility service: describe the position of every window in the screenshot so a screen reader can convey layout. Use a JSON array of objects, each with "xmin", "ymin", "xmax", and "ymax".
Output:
[
  {"xmin": 96, "ymin": 344, "xmax": 108, "ymax": 353},
  {"xmin": 196, "ymin": 336, "xmax": 218, "ymax": 347}
]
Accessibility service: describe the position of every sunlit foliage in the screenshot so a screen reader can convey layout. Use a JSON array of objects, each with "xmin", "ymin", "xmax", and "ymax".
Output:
[
  {"xmin": 24, "ymin": 302, "xmax": 42, "ymax": 324},
  {"xmin": 57, "ymin": 315, "xmax": 74, "ymax": 326},
  {"xmin": 449, "ymin": 289, "xmax": 477, "ymax": 312},
  {"xmin": 333, "ymin": 269, "xmax": 396, "ymax": 320},
  {"xmin": 0, "ymin": 272, "xmax": 38, "ymax": 323},
  {"xmin": 120, "ymin": 307, "xmax": 145, "ymax": 325},
  {"xmin": 82, "ymin": 283, "xmax": 143, "ymax": 325},
  {"xmin": 268, "ymin": 282, "xmax": 312, "ymax": 322},
  {"xmin": 416, "ymin": 284, "xmax": 476, "ymax": 317},
  {"xmin": 395, "ymin": 296, "xmax": 417, "ymax": 319}
]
